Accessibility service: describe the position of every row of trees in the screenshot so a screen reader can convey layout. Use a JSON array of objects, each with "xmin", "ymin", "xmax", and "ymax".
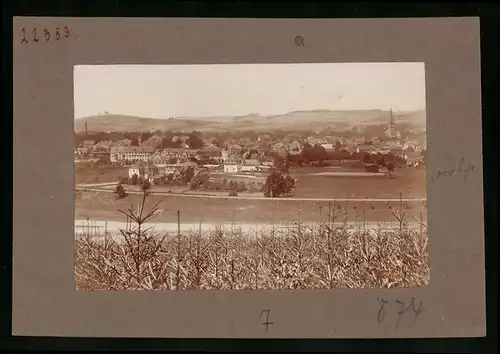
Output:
[
  {"xmin": 75, "ymin": 130, "xmax": 206, "ymax": 150},
  {"xmin": 116, "ymin": 166, "xmax": 260, "ymax": 194},
  {"xmin": 282, "ymin": 147, "xmax": 425, "ymax": 171},
  {"xmin": 75, "ymin": 124, "xmax": 425, "ymax": 152},
  {"xmin": 115, "ymin": 163, "xmax": 296, "ymax": 198},
  {"xmin": 75, "ymin": 129, "xmax": 310, "ymax": 148}
]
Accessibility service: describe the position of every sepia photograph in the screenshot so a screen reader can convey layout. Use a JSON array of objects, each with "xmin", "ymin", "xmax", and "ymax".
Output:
[{"xmin": 74, "ymin": 63, "xmax": 428, "ymax": 291}]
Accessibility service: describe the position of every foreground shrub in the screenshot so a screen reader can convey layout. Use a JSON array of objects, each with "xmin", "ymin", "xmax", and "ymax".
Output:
[
  {"xmin": 75, "ymin": 226, "xmax": 429, "ymax": 290},
  {"xmin": 75, "ymin": 193, "xmax": 429, "ymax": 290}
]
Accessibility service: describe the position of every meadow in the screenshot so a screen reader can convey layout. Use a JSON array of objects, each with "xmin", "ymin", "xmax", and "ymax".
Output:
[
  {"xmin": 75, "ymin": 163, "xmax": 128, "ymax": 185},
  {"xmin": 291, "ymin": 166, "xmax": 426, "ymax": 199},
  {"xmin": 75, "ymin": 189, "xmax": 427, "ymax": 225},
  {"xmin": 75, "ymin": 160, "xmax": 426, "ymax": 197},
  {"xmin": 75, "ymin": 163, "xmax": 426, "ymax": 223}
]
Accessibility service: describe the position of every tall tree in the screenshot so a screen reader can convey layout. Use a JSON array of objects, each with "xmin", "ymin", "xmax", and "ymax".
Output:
[
  {"xmin": 311, "ymin": 144, "xmax": 328, "ymax": 163},
  {"xmin": 141, "ymin": 179, "xmax": 151, "ymax": 191},
  {"xmin": 141, "ymin": 131, "xmax": 152, "ymax": 142},
  {"xmin": 283, "ymin": 152, "xmax": 291, "ymax": 173},
  {"xmin": 262, "ymin": 169, "xmax": 296, "ymax": 198},
  {"xmin": 187, "ymin": 131, "xmax": 204, "ymax": 149},
  {"xmin": 210, "ymin": 138, "xmax": 223, "ymax": 148},
  {"xmin": 114, "ymin": 183, "xmax": 128, "ymax": 199},
  {"xmin": 130, "ymin": 137, "xmax": 139, "ymax": 146}
]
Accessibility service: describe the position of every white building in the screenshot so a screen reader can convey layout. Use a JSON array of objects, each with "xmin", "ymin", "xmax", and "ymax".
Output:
[
  {"xmin": 221, "ymin": 150, "xmax": 230, "ymax": 162},
  {"xmin": 405, "ymin": 151, "xmax": 422, "ymax": 167},
  {"xmin": 128, "ymin": 164, "xmax": 160, "ymax": 180},
  {"xmin": 82, "ymin": 140, "xmax": 95, "ymax": 150},
  {"xmin": 128, "ymin": 166, "xmax": 142, "ymax": 178},
  {"xmin": 111, "ymin": 146, "xmax": 154, "ymax": 163},
  {"xmin": 164, "ymin": 164, "xmax": 183, "ymax": 175},
  {"xmin": 289, "ymin": 140, "xmax": 302, "ymax": 151},
  {"xmin": 241, "ymin": 159, "xmax": 259, "ymax": 172},
  {"xmin": 224, "ymin": 162, "xmax": 241, "ymax": 173},
  {"xmin": 241, "ymin": 165, "xmax": 257, "ymax": 172},
  {"xmin": 110, "ymin": 146, "xmax": 126, "ymax": 162}
]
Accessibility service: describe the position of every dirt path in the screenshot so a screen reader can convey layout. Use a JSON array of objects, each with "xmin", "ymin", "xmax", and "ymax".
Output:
[{"xmin": 75, "ymin": 186, "xmax": 426, "ymax": 203}]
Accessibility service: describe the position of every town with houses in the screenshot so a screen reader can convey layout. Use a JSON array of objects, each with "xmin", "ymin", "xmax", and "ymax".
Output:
[{"xmin": 74, "ymin": 110, "xmax": 426, "ymax": 187}]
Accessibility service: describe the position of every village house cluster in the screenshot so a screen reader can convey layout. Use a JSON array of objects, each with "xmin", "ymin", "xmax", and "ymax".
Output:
[
  {"xmin": 76, "ymin": 133, "xmax": 424, "ymax": 179},
  {"xmin": 75, "ymin": 110, "xmax": 426, "ymax": 180}
]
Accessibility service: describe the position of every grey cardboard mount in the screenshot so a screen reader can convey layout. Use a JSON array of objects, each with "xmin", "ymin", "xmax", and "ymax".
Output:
[{"xmin": 13, "ymin": 17, "xmax": 485, "ymax": 338}]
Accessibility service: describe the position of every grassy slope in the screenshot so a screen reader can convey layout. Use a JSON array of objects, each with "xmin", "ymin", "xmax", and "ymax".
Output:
[
  {"xmin": 292, "ymin": 167, "xmax": 426, "ymax": 199},
  {"xmin": 75, "ymin": 165, "xmax": 128, "ymax": 184},
  {"xmin": 74, "ymin": 109, "xmax": 426, "ymax": 133},
  {"xmin": 74, "ymin": 115, "xmax": 217, "ymax": 132},
  {"xmin": 75, "ymin": 190, "xmax": 427, "ymax": 224}
]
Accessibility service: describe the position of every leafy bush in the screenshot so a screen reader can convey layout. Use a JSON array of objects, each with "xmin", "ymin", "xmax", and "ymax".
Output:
[
  {"xmin": 141, "ymin": 179, "xmax": 151, "ymax": 191},
  {"xmin": 118, "ymin": 176, "xmax": 129, "ymax": 185},
  {"xmin": 113, "ymin": 183, "xmax": 128, "ymax": 199}
]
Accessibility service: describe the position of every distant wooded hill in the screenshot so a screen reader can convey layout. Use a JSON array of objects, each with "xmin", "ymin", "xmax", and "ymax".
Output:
[{"xmin": 74, "ymin": 109, "xmax": 426, "ymax": 133}]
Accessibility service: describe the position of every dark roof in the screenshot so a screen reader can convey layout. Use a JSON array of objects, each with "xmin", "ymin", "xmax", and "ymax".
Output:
[
  {"xmin": 406, "ymin": 151, "xmax": 421, "ymax": 158},
  {"xmin": 130, "ymin": 162, "xmax": 158, "ymax": 169},
  {"xmin": 357, "ymin": 144, "xmax": 383, "ymax": 150},
  {"xmin": 124, "ymin": 146, "xmax": 154, "ymax": 153},
  {"xmin": 244, "ymin": 159, "xmax": 259, "ymax": 166},
  {"xmin": 182, "ymin": 161, "xmax": 198, "ymax": 166},
  {"xmin": 197, "ymin": 148, "xmax": 222, "ymax": 154},
  {"xmin": 164, "ymin": 148, "xmax": 197, "ymax": 153}
]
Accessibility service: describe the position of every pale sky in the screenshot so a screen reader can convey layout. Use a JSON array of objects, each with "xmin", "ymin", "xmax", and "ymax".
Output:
[{"xmin": 73, "ymin": 63, "xmax": 426, "ymax": 119}]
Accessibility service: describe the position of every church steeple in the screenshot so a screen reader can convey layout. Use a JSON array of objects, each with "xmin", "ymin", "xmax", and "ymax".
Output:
[{"xmin": 388, "ymin": 105, "xmax": 395, "ymax": 139}]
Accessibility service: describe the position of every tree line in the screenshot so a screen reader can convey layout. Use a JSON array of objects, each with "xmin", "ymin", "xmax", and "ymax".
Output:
[
  {"xmin": 75, "ymin": 130, "xmax": 206, "ymax": 149},
  {"xmin": 75, "ymin": 124, "xmax": 424, "ymax": 151}
]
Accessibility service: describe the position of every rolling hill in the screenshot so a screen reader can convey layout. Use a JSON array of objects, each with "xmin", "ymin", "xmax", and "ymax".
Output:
[
  {"xmin": 74, "ymin": 109, "xmax": 426, "ymax": 133},
  {"xmin": 74, "ymin": 114, "xmax": 220, "ymax": 133}
]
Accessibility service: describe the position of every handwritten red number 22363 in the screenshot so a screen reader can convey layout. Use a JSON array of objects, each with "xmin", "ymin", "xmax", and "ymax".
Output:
[{"xmin": 20, "ymin": 26, "xmax": 70, "ymax": 44}]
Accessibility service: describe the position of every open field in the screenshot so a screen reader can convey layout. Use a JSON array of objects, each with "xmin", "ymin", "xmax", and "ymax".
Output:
[
  {"xmin": 209, "ymin": 166, "xmax": 427, "ymax": 199},
  {"xmin": 75, "ymin": 164, "xmax": 427, "ymax": 199},
  {"xmin": 75, "ymin": 190, "xmax": 426, "ymax": 224},
  {"xmin": 75, "ymin": 161, "xmax": 426, "ymax": 226},
  {"xmin": 103, "ymin": 184, "xmax": 266, "ymax": 197},
  {"xmin": 76, "ymin": 185, "xmax": 426, "ymax": 202},
  {"xmin": 292, "ymin": 166, "xmax": 426, "ymax": 199},
  {"xmin": 75, "ymin": 164, "xmax": 128, "ymax": 185}
]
